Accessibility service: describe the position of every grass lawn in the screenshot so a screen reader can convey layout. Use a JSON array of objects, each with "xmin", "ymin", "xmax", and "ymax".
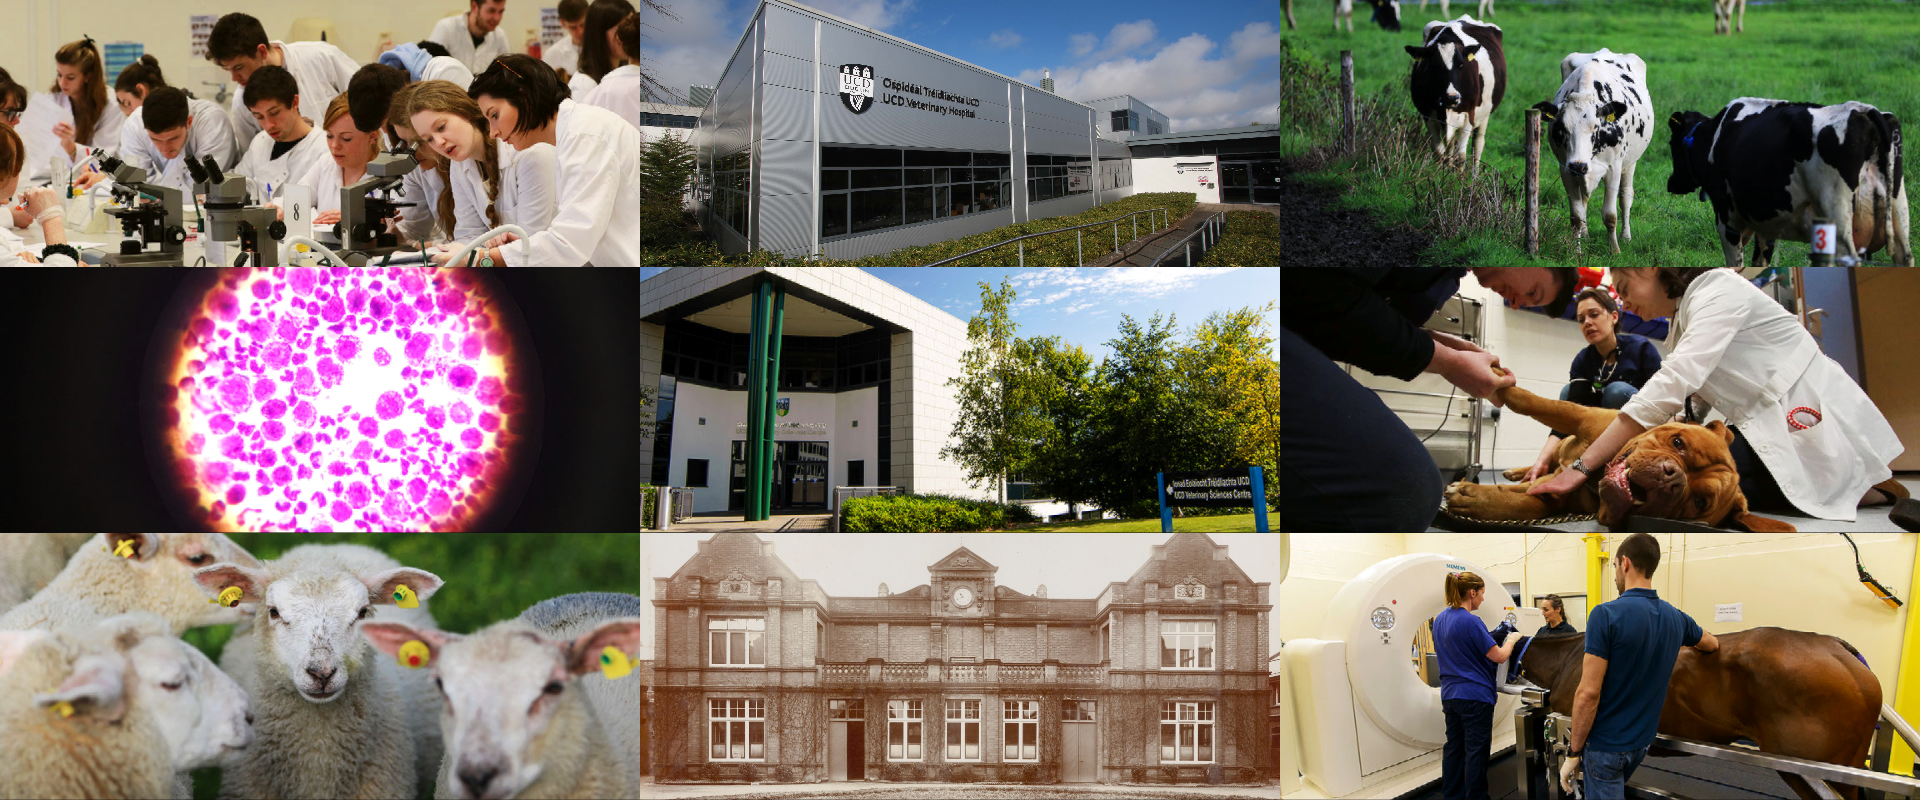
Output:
[
  {"xmin": 1014, "ymin": 513, "xmax": 1273, "ymax": 532},
  {"xmin": 1283, "ymin": 0, "xmax": 1920, "ymax": 267}
]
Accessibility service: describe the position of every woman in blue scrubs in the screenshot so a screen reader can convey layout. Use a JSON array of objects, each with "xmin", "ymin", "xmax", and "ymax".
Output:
[{"xmin": 1434, "ymin": 571, "xmax": 1519, "ymax": 799}]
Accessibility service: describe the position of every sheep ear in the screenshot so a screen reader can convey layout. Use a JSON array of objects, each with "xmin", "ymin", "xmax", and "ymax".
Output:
[
  {"xmin": 366, "ymin": 568, "xmax": 445, "ymax": 607},
  {"xmin": 0, "ymin": 630, "xmax": 49, "ymax": 679},
  {"xmin": 105, "ymin": 533, "xmax": 159, "ymax": 561},
  {"xmin": 565, "ymin": 619, "xmax": 642, "ymax": 677},
  {"xmin": 194, "ymin": 563, "xmax": 268, "ymax": 605},
  {"xmin": 361, "ymin": 623, "xmax": 455, "ymax": 666},
  {"xmin": 35, "ymin": 654, "xmax": 129, "ymax": 723},
  {"xmin": 92, "ymin": 613, "xmax": 171, "ymax": 653}
]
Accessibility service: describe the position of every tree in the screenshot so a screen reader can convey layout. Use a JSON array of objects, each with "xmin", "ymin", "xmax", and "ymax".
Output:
[
  {"xmin": 1081, "ymin": 312, "xmax": 1215, "ymax": 515},
  {"xmin": 640, "ymin": 131, "xmax": 698, "ymax": 249},
  {"xmin": 943, "ymin": 279, "xmax": 1051, "ymax": 503},
  {"xmin": 1180, "ymin": 304, "xmax": 1281, "ymax": 505},
  {"xmin": 1017, "ymin": 336, "xmax": 1101, "ymax": 512}
]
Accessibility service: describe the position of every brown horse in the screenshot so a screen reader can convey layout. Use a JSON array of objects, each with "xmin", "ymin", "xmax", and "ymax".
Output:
[{"xmin": 1516, "ymin": 627, "xmax": 1882, "ymax": 800}]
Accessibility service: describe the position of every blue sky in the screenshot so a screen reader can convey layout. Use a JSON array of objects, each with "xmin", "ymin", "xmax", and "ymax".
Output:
[
  {"xmin": 643, "ymin": 0, "xmax": 1280, "ymax": 131},
  {"xmin": 640, "ymin": 267, "xmax": 1280, "ymax": 364}
]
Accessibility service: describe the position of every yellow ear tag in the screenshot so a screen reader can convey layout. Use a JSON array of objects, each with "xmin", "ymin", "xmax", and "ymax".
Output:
[
  {"xmin": 599, "ymin": 647, "xmax": 635, "ymax": 680},
  {"xmin": 1466, "ymin": 52, "xmax": 1475, "ymax": 61},
  {"xmin": 210, "ymin": 586, "xmax": 243, "ymax": 607},
  {"xmin": 399, "ymin": 640, "xmax": 431, "ymax": 669},
  {"xmin": 1607, "ymin": 113, "xmax": 1618, "ymax": 123},
  {"xmin": 393, "ymin": 585, "xmax": 419, "ymax": 609},
  {"xmin": 110, "ymin": 539, "xmax": 134, "ymax": 558},
  {"xmin": 52, "ymin": 701, "xmax": 75, "ymax": 718}
]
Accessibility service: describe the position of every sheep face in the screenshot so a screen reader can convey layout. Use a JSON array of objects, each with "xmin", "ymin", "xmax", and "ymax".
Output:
[
  {"xmin": 193, "ymin": 563, "xmax": 442, "ymax": 704},
  {"xmin": 128, "ymin": 634, "xmax": 255, "ymax": 769},
  {"xmin": 95, "ymin": 533, "xmax": 265, "ymax": 630}
]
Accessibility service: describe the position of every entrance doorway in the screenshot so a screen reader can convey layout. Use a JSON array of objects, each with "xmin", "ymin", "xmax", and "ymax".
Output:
[
  {"xmin": 1062, "ymin": 699, "xmax": 1097, "ymax": 783},
  {"xmin": 1220, "ymin": 161, "xmax": 1281, "ymax": 205},
  {"xmin": 830, "ymin": 699, "xmax": 865, "ymax": 781},
  {"xmin": 730, "ymin": 441, "xmax": 830, "ymax": 510}
]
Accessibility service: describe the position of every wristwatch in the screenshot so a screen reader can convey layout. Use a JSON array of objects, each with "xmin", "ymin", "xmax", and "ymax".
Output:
[{"xmin": 1568, "ymin": 457, "xmax": 1597, "ymax": 479}]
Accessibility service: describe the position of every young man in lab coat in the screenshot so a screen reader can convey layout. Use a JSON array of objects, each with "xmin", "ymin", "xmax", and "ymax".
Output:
[
  {"xmin": 540, "ymin": 0, "xmax": 588, "ymax": 76},
  {"xmin": 430, "ymin": 0, "xmax": 511, "ymax": 76},
  {"xmin": 113, "ymin": 86, "xmax": 237, "ymax": 193},
  {"xmin": 233, "ymin": 66, "xmax": 327, "ymax": 203},
  {"xmin": 206, "ymin": 13, "xmax": 359, "ymax": 157}
]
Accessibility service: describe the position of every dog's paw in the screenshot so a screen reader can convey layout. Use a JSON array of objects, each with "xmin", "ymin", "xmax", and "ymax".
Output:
[
  {"xmin": 1445, "ymin": 482, "xmax": 1526, "ymax": 520},
  {"xmin": 1501, "ymin": 466, "xmax": 1530, "ymax": 482}
]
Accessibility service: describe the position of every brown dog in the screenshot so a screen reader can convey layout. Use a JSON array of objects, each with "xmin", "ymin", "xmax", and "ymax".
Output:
[{"xmin": 1443, "ymin": 375, "xmax": 1796, "ymax": 531}]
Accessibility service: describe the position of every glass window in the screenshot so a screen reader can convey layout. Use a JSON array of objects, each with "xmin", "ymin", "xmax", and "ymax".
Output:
[
  {"xmin": 975, "ymin": 152, "xmax": 1010, "ymax": 166},
  {"xmin": 935, "ymin": 185, "xmax": 950, "ymax": 217},
  {"xmin": 906, "ymin": 149, "xmax": 969, "ymax": 166},
  {"xmin": 888, "ymin": 700, "xmax": 924, "ymax": 761},
  {"xmin": 708, "ymin": 617, "xmax": 766, "ymax": 666},
  {"xmin": 905, "ymin": 168, "xmax": 932, "ymax": 186},
  {"xmin": 934, "ymin": 168, "xmax": 949, "ymax": 184},
  {"xmin": 1003, "ymin": 700, "xmax": 1039, "ymax": 761},
  {"xmin": 950, "ymin": 167, "xmax": 973, "ymax": 183},
  {"xmin": 821, "ymin": 170, "xmax": 848, "ymax": 191},
  {"xmin": 822, "ymin": 193, "xmax": 848, "ymax": 238},
  {"xmin": 1160, "ymin": 702, "xmax": 1214, "ymax": 763},
  {"xmin": 972, "ymin": 182, "xmax": 999, "ymax": 210},
  {"xmin": 823, "ymin": 146, "xmax": 901, "ymax": 168},
  {"xmin": 709, "ymin": 699, "xmax": 766, "ymax": 761},
  {"xmin": 945, "ymin": 700, "xmax": 981, "ymax": 761},
  {"xmin": 850, "ymin": 189, "xmax": 902, "ymax": 233},
  {"xmin": 1160, "ymin": 621, "xmax": 1216, "ymax": 670},
  {"xmin": 1111, "ymin": 109, "xmax": 1131, "ymax": 132},
  {"xmin": 831, "ymin": 699, "xmax": 866, "ymax": 720},
  {"xmin": 851, "ymin": 169, "xmax": 901, "ymax": 189},
  {"xmin": 904, "ymin": 186, "xmax": 934, "ymax": 225},
  {"xmin": 686, "ymin": 459, "xmax": 709, "ymax": 488}
]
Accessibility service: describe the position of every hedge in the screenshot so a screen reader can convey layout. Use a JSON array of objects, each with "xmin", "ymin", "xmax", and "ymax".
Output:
[
  {"xmin": 840, "ymin": 492, "xmax": 1040, "ymax": 532},
  {"xmin": 1195, "ymin": 210, "xmax": 1280, "ymax": 267},
  {"xmin": 640, "ymin": 192, "xmax": 1200, "ymax": 268}
]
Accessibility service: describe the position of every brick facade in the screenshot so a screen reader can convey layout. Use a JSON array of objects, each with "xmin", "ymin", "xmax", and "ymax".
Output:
[{"xmin": 648, "ymin": 533, "xmax": 1273, "ymax": 785}]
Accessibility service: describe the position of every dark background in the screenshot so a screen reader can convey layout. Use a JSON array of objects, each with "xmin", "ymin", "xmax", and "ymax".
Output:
[{"xmin": 0, "ymin": 270, "xmax": 638, "ymax": 532}]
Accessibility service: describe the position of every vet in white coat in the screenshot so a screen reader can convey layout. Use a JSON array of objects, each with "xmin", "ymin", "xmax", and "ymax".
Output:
[
  {"xmin": 429, "ymin": 14, "xmax": 510, "ymax": 76},
  {"xmin": 512, "ymin": 99, "xmax": 638, "ymax": 268},
  {"xmin": 227, "ymin": 41, "xmax": 359, "ymax": 155},
  {"xmin": 451, "ymin": 140, "xmax": 558, "ymax": 243},
  {"xmin": 584, "ymin": 65, "xmax": 642, "ymax": 131},
  {"xmin": 1618, "ymin": 267, "xmax": 1904, "ymax": 521},
  {"xmin": 116, "ymin": 98, "xmax": 239, "ymax": 192},
  {"xmin": 235, "ymin": 126, "xmax": 329, "ymax": 201}
]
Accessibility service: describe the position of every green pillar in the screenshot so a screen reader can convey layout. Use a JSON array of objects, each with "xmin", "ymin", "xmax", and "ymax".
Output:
[
  {"xmin": 745, "ymin": 281, "xmax": 769, "ymax": 521},
  {"xmin": 760, "ymin": 288, "xmax": 786, "ymax": 520}
]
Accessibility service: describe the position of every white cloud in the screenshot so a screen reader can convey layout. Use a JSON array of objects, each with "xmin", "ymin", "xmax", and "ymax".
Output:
[
  {"xmin": 804, "ymin": 0, "xmax": 918, "ymax": 30},
  {"xmin": 1019, "ymin": 20, "xmax": 1280, "ymax": 132},
  {"xmin": 1009, "ymin": 267, "xmax": 1242, "ymax": 310},
  {"xmin": 988, "ymin": 30, "xmax": 1024, "ymax": 49},
  {"xmin": 1063, "ymin": 300, "xmax": 1098, "ymax": 314},
  {"xmin": 1068, "ymin": 33, "xmax": 1097, "ymax": 57}
]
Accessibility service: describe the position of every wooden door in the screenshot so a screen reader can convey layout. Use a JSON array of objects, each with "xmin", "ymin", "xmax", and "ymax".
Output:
[
  {"xmin": 830, "ymin": 720, "xmax": 847, "ymax": 780},
  {"xmin": 847, "ymin": 721, "xmax": 865, "ymax": 780},
  {"xmin": 1859, "ymin": 267, "xmax": 1920, "ymax": 470},
  {"xmin": 1062, "ymin": 699, "xmax": 1097, "ymax": 783}
]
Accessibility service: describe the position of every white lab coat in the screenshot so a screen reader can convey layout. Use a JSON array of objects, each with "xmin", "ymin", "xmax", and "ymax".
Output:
[
  {"xmin": 37, "ymin": 91, "xmax": 125, "ymax": 174},
  {"xmin": 394, "ymin": 164, "xmax": 449, "ymax": 243},
  {"xmin": 288, "ymin": 157, "xmax": 364, "ymax": 215},
  {"xmin": 568, "ymin": 72, "xmax": 598, "ymax": 101},
  {"xmin": 116, "ymin": 99, "xmax": 239, "ymax": 193},
  {"xmin": 584, "ymin": 65, "xmax": 642, "ymax": 131},
  {"xmin": 541, "ymin": 36, "xmax": 580, "ymax": 75},
  {"xmin": 429, "ymin": 14, "xmax": 510, "ymax": 76},
  {"xmin": 511, "ymin": 99, "xmax": 638, "ymax": 268},
  {"xmin": 450, "ymin": 140, "xmax": 558, "ymax": 244},
  {"xmin": 0, "ymin": 224, "xmax": 77, "ymax": 266},
  {"xmin": 423, "ymin": 56, "xmax": 476, "ymax": 90},
  {"xmin": 227, "ymin": 40, "xmax": 359, "ymax": 156},
  {"xmin": 1619, "ymin": 267, "xmax": 1904, "ymax": 521},
  {"xmin": 236, "ymin": 126, "xmax": 329, "ymax": 201}
]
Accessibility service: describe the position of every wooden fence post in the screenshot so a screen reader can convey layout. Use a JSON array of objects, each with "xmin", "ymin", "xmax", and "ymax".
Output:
[
  {"xmin": 1339, "ymin": 51, "xmax": 1355, "ymax": 151},
  {"xmin": 1524, "ymin": 109, "xmax": 1541, "ymax": 256}
]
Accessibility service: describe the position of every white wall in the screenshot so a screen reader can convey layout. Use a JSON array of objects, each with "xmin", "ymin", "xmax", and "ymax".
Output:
[
  {"xmin": 666, "ymin": 381, "xmax": 880, "ymax": 513},
  {"xmin": 1132, "ymin": 155, "xmax": 1219, "ymax": 204},
  {"xmin": 0, "ymin": 1, "xmax": 559, "ymax": 100}
]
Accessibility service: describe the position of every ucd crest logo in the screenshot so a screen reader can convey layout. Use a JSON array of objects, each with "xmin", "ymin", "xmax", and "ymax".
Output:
[
  {"xmin": 776, "ymin": 398, "xmax": 790, "ymax": 417},
  {"xmin": 838, "ymin": 65, "xmax": 874, "ymax": 114}
]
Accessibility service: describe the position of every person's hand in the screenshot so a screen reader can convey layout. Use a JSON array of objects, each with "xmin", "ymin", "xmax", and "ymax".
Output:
[
  {"xmin": 74, "ymin": 169, "xmax": 108, "ymax": 191},
  {"xmin": 1561, "ymin": 756, "xmax": 1582, "ymax": 794},
  {"xmin": 10, "ymin": 205, "xmax": 31, "ymax": 229},
  {"xmin": 1523, "ymin": 454, "xmax": 1555, "ymax": 484},
  {"xmin": 1438, "ymin": 348, "xmax": 1517, "ymax": 407},
  {"xmin": 428, "ymin": 249, "xmax": 454, "ymax": 266},
  {"xmin": 483, "ymin": 231, "xmax": 521, "ymax": 249},
  {"xmin": 313, "ymin": 210, "xmax": 342, "ymax": 225},
  {"xmin": 53, "ymin": 122, "xmax": 77, "ymax": 157},
  {"xmin": 1529, "ymin": 468, "xmax": 1588, "ymax": 497},
  {"xmin": 20, "ymin": 187, "xmax": 61, "ymax": 218}
]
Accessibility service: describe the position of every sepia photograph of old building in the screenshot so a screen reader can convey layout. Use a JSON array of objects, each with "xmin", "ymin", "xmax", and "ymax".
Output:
[{"xmin": 641, "ymin": 532, "xmax": 1276, "ymax": 792}]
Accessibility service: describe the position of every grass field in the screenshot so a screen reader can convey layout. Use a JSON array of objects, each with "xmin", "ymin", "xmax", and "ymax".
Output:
[
  {"xmin": 1016, "ymin": 513, "xmax": 1273, "ymax": 532},
  {"xmin": 1282, "ymin": 0, "xmax": 1920, "ymax": 267}
]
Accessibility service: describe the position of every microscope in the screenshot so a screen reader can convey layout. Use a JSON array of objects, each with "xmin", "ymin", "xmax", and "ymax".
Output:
[
  {"xmin": 328, "ymin": 150, "xmax": 419, "ymax": 265},
  {"xmin": 186, "ymin": 155, "xmax": 285, "ymax": 268},
  {"xmin": 93, "ymin": 150, "xmax": 188, "ymax": 267}
]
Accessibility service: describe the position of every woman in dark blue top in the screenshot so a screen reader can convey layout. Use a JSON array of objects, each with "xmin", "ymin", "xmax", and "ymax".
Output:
[
  {"xmin": 1521, "ymin": 287, "xmax": 1666, "ymax": 482},
  {"xmin": 1434, "ymin": 571, "xmax": 1519, "ymax": 800}
]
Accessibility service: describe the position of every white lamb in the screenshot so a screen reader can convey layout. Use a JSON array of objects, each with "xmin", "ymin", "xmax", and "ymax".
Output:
[
  {"xmin": 0, "ymin": 533, "xmax": 96, "ymax": 614},
  {"xmin": 0, "ymin": 612, "xmax": 255, "ymax": 800},
  {"xmin": 1, "ymin": 533, "xmax": 263, "ymax": 634},
  {"xmin": 194, "ymin": 544, "xmax": 445, "ymax": 800},
  {"xmin": 361, "ymin": 593, "xmax": 644, "ymax": 800}
]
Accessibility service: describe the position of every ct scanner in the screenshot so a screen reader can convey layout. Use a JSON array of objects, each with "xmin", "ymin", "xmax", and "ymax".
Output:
[{"xmin": 1282, "ymin": 553, "xmax": 1546, "ymax": 799}]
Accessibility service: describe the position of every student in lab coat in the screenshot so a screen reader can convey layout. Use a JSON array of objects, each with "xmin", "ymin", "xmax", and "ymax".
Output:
[
  {"xmin": 383, "ymin": 83, "xmax": 451, "ymax": 245},
  {"xmin": 1529, "ymin": 267, "xmax": 1910, "ymax": 522},
  {"xmin": 540, "ymin": 0, "xmax": 589, "ymax": 77},
  {"xmin": 46, "ymin": 38, "xmax": 126, "ymax": 171},
  {"xmin": 403, "ymin": 79, "xmax": 556, "ymax": 258},
  {"xmin": 0, "ymin": 123, "xmax": 79, "ymax": 266},
  {"xmin": 111, "ymin": 55, "xmax": 165, "ymax": 158},
  {"xmin": 1, "ymin": 70, "xmax": 32, "ymax": 230},
  {"xmin": 102, "ymin": 86, "xmax": 237, "ymax": 194},
  {"xmin": 233, "ymin": 66, "xmax": 328, "ymax": 202},
  {"xmin": 584, "ymin": 11, "xmax": 641, "ymax": 130},
  {"xmin": 284, "ymin": 94, "xmax": 382, "ymax": 223},
  {"xmin": 207, "ymin": 13, "xmax": 359, "ymax": 156},
  {"xmin": 378, "ymin": 41, "xmax": 477, "ymax": 90},
  {"xmin": 429, "ymin": 0, "xmax": 512, "ymax": 75},
  {"xmin": 460, "ymin": 55, "xmax": 637, "ymax": 268}
]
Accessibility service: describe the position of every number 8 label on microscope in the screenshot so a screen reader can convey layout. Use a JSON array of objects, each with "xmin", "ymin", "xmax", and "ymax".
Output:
[{"xmin": 283, "ymin": 185, "xmax": 315, "ymax": 257}]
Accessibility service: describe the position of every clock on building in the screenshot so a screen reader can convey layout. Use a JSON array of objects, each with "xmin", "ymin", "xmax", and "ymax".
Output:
[{"xmin": 952, "ymin": 586, "xmax": 975, "ymax": 608}]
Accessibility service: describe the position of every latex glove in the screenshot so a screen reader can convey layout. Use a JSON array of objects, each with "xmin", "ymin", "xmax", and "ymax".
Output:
[
  {"xmin": 1528, "ymin": 468, "xmax": 1589, "ymax": 498},
  {"xmin": 1438, "ymin": 349, "xmax": 1516, "ymax": 407},
  {"xmin": 10, "ymin": 205, "xmax": 31, "ymax": 228},
  {"xmin": 1561, "ymin": 756, "xmax": 1582, "ymax": 794},
  {"xmin": 20, "ymin": 187, "xmax": 61, "ymax": 218}
]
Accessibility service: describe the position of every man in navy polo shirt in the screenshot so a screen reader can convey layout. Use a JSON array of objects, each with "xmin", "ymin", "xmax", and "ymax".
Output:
[{"xmin": 1564, "ymin": 534, "xmax": 1721, "ymax": 799}]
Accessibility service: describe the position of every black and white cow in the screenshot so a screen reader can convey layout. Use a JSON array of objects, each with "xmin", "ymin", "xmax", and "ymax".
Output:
[
  {"xmin": 1714, "ymin": 0, "xmax": 1746, "ymax": 34},
  {"xmin": 1667, "ymin": 98, "xmax": 1912, "ymax": 268},
  {"xmin": 1405, "ymin": 17, "xmax": 1506, "ymax": 169},
  {"xmin": 1530, "ymin": 49, "xmax": 1653, "ymax": 254},
  {"xmin": 1334, "ymin": 0, "xmax": 1354, "ymax": 32},
  {"xmin": 1366, "ymin": 0, "xmax": 1402, "ymax": 32}
]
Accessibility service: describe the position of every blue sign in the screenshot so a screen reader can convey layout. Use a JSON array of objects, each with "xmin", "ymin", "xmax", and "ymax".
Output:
[{"xmin": 1156, "ymin": 467, "xmax": 1271, "ymax": 533}]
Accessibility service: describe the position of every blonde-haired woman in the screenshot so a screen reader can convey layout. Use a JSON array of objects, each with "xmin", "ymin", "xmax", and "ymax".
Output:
[
  {"xmin": 46, "ymin": 38, "xmax": 125, "ymax": 170},
  {"xmin": 1436, "ymin": 571, "xmax": 1519, "ymax": 800},
  {"xmin": 283, "ymin": 93, "xmax": 381, "ymax": 225},
  {"xmin": 403, "ymin": 79, "xmax": 556, "ymax": 262}
]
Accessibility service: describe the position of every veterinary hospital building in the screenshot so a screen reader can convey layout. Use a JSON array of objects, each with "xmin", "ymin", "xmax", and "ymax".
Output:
[
  {"xmin": 693, "ymin": 0, "xmax": 1137, "ymax": 259},
  {"xmin": 647, "ymin": 532, "xmax": 1273, "ymax": 784}
]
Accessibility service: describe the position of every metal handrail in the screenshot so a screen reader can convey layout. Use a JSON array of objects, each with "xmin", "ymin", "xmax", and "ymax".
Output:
[
  {"xmin": 1540, "ymin": 710, "xmax": 1920, "ymax": 798},
  {"xmin": 917, "ymin": 207, "xmax": 1172, "ymax": 267},
  {"xmin": 1148, "ymin": 212, "xmax": 1225, "ymax": 266}
]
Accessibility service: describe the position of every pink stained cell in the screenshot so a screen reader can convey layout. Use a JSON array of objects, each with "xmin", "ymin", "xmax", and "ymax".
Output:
[
  {"xmin": 477, "ymin": 412, "xmax": 500, "ymax": 433},
  {"xmin": 262, "ymin": 420, "xmax": 286, "ymax": 441},
  {"xmin": 373, "ymin": 348, "xmax": 392, "ymax": 367},
  {"xmin": 407, "ymin": 477, "xmax": 427, "ymax": 503},
  {"xmin": 276, "ymin": 317, "xmax": 301, "ymax": 341},
  {"xmin": 368, "ymin": 296, "xmax": 392, "ymax": 319},
  {"xmin": 456, "ymin": 452, "xmax": 482, "ymax": 477},
  {"xmin": 288, "ymin": 268, "xmax": 317, "ymax": 296},
  {"xmin": 210, "ymin": 290, "xmax": 241, "ymax": 322},
  {"xmin": 255, "ymin": 449, "xmax": 277, "ymax": 469},
  {"xmin": 347, "ymin": 288, "xmax": 369, "ymax": 314},
  {"xmin": 447, "ymin": 365, "xmax": 477, "ymax": 390},
  {"xmin": 393, "ymin": 302, "xmax": 418, "ymax": 327},
  {"xmin": 262, "ymin": 399, "xmax": 288, "ymax": 419},
  {"xmin": 484, "ymin": 330, "xmax": 508, "ymax": 355},
  {"xmin": 293, "ymin": 367, "xmax": 319, "ymax": 396},
  {"xmin": 358, "ymin": 417, "xmax": 380, "ymax": 438},
  {"xmin": 263, "ymin": 341, "xmax": 291, "ymax": 369},
  {"xmin": 381, "ymin": 491, "xmax": 410, "ymax": 520},
  {"xmin": 460, "ymin": 428, "xmax": 483, "ymax": 449},
  {"xmin": 220, "ymin": 434, "xmax": 246, "ymax": 459},
  {"xmin": 272, "ymin": 466, "xmax": 292, "ymax": 484},
  {"xmin": 475, "ymin": 376, "xmax": 504, "ymax": 405},
  {"xmin": 346, "ymin": 482, "xmax": 371, "ymax": 509},
  {"xmin": 336, "ymin": 335, "xmax": 361, "ymax": 362},
  {"xmin": 404, "ymin": 385, "xmax": 419, "ymax": 401},
  {"xmin": 449, "ymin": 402, "xmax": 472, "ymax": 424},
  {"xmin": 185, "ymin": 433, "xmax": 205, "ymax": 456},
  {"xmin": 226, "ymin": 484, "xmax": 247, "ymax": 504},
  {"xmin": 219, "ymin": 378, "xmax": 253, "ymax": 412},
  {"xmin": 205, "ymin": 462, "xmax": 231, "ymax": 484},
  {"xmin": 427, "ymin": 491, "xmax": 452, "ymax": 516},
  {"xmin": 253, "ymin": 377, "xmax": 277, "ymax": 400},
  {"xmin": 293, "ymin": 401, "xmax": 316, "ymax": 426},
  {"xmin": 376, "ymin": 391, "xmax": 403, "ymax": 420},
  {"xmin": 437, "ymin": 289, "xmax": 463, "ymax": 314},
  {"xmin": 329, "ymin": 460, "xmax": 352, "ymax": 477},
  {"xmin": 190, "ymin": 316, "xmax": 215, "ymax": 338},
  {"xmin": 330, "ymin": 500, "xmax": 351, "ymax": 522},
  {"xmin": 294, "ymin": 432, "xmax": 314, "ymax": 453},
  {"xmin": 425, "ymin": 406, "xmax": 446, "ymax": 429},
  {"xmin": 209, "ymin": 413, "xmax": 235, "ymax": 434},
  {"xmin": 317, "ymin": 358, "xmax": 343, "ymax": 388},
  {"xmin": 384, "ymin": 429, "xmax": 406, "ymax": 449},
  {"xmin": 404, "ymin": 332, "xmax": 432, "ymax": 361},
  {"xmin": 399, "ymin": 271, "xmax": 426, "ymax": 294},
  {"xmin": 413, "ymin": 294, "xmax": 433, "ymax": 314},
  {"xmin": 351, "ymin": 441, "xmax": 375, "ymax": 460},
  {"xmin": 460, "ymin": 334, "xmax": 482, "ymax": 359},
  {"xmin": 321, "ymin": 295, "xmax": 346, "ymax": 323},
  {"xmin": 251, "ymin": 280, "xmax": 272, "ymax": 299}
]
